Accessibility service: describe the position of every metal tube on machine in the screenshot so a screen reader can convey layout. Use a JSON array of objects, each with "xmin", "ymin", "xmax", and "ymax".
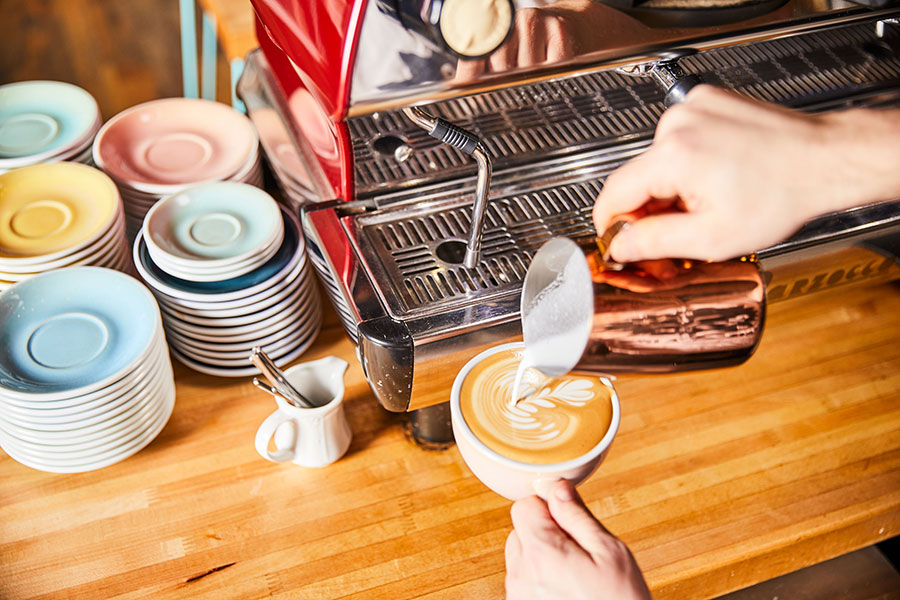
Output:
[
  {"xmin": 465, "ymin": 144, "xmax": 492, "ymax": 269},
  {"xmin": 402, "ymin": 106, "xmax": 492, "ymax": 269}
]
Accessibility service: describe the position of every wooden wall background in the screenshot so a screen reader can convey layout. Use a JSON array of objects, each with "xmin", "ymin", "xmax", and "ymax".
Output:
[{"xmin": 0, "ymin": 0, "xmax": 230, "ymax": 118}]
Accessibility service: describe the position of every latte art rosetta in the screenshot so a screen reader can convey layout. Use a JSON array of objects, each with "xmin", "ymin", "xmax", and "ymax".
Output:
[
  {"xmin": 500, "ymin": 370, "xmax": 595, "ymax": 441},
  {"xmin": 460, "ymin": 349, "xmax": 613, "ymax": 465}
]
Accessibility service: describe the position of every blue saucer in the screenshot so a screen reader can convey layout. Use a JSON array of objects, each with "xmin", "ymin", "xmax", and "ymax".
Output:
[
  {"xmin": 0, "ymin": 267, "xmax": 159, "ymax": 394},
  {"xmin": 138, "ymin": 206, "xmax": 298, "ymax": 295},
  {"xmin": 0, "ymin": 81, "xmax": 98, "ymax": 159}
]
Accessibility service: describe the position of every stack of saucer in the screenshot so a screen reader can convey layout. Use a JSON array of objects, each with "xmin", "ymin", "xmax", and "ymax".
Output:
[
  {"xmin": 0, "ymin": 163, "xmax": 131, "ymax": 291},
  {"xmin": 0, "ymin": 267, "xmax": 175, "ymax": 473},
  {"xmin": 133, "ymin": 183, "xmax": 320, "ymax": 377},
  {"xmin": 0, "ymin": 81, "xmax": 101, "ymax": 172},
  {"xmin": 143, "ymin": 182, "xmax": 284, "ymax": 282},
  {"xmin": 93, "ymin": 98, "xmax": 262, "ymax": 240}
]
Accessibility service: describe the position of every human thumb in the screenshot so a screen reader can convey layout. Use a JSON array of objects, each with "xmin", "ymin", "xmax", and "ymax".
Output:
[
  {"xmin": 546, "ymin": 480, "xmax": 614, "ymax": 554},
  {"xmin": 511, "ymin": 494, "xmax": 579, "ymax": 550}
]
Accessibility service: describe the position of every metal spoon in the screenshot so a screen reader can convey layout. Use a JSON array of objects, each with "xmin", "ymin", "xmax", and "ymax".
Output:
[
  {"xmin": 252, "ymin": 377, "xmax": 302, "ymax": 408},
  {"xmin": 249, "ymin": 346, "xmax": 315, "ymax": 408}
]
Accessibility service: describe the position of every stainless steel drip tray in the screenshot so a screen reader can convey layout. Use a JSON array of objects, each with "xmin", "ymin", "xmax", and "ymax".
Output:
[
  {"xmin": 348, "ymin": 17, "xmax": 900, "ymax": 196},
  {"xmin": 346, "ymin": 176, "xmax": 602, "ymax": 326}
]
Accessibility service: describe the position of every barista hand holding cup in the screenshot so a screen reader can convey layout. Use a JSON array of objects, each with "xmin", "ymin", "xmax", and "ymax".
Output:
[{"xmin": 506, "ymin": 479, "xmax": 651, "ymax": 600}]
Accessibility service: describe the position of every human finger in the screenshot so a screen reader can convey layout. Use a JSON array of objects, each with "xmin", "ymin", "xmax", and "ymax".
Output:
[
  {"xmin": 654, "ymin": 86, "xmax": 783, "ymax": 145},
  {"xmin": 681, "ymin": 85, "xmax": 766, "ymax": 120},
  {"xmin": 608, "ymin": 211, "xmax": 724, "ymax": 262},
  {"xmin": 631, "ymin": 258, "xmax": 679, "ymax": 280},
  {"xmin": 652, "ymin": 99, "xmax": 717, "ymax": 142},
  {"xmin": 682, "ymin": 85, "xmax": 799, "ymax": 129},
  {"xmin": 489, "ymin": 25, "xmax": 518, "ymax": 72},
  {"xmin": 544, "ymin": 13, "xmax": 574, "ymax": 63},
  {"xmin": 510, "ymin": 495, "xmax": 575, "ymax": 550},
  {"xmin": 546, "ymin": 480, "xmax": 614, "ymax": 555},
  {"xmin": 504, "ymin": 529, "xmax": 530, "ymax": 600},
  {"xmin": 598, "ymin": 258, "xmax": 690, "ymax": 292},
  {"xmin": 505, "ymin": 529, "xmax": 522, "ymax": 573},
  {"xmin": 455, "ymin": 58, "xmax": 486, "ymax": 82},
  {"xmin": 593, "ymin": 149, "xmax": 682, "ymax": 233},
  {"xmin": 516, "ymin": 9, "xmax": 545, "ymax": 67}
]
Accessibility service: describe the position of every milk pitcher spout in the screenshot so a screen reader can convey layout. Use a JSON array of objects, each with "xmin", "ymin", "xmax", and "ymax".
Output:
[{"xmin": 521, "ymin": 236, "xmax": 766, "ymax": 375}]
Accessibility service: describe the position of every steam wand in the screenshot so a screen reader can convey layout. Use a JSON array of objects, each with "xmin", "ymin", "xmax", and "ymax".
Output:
[{"xmin": 403, "ymin": 106, "xmax": 492, "ymax": 269}]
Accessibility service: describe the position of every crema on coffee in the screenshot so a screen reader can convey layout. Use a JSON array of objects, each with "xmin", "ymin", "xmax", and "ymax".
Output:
[{"xmin": 460, "ymin": 347, "xmax": 613, "ymax": 465}]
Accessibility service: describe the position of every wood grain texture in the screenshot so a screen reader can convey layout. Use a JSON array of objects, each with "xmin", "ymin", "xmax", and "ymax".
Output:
[
  {"xmin": 1, "ymin": 279, "xmax": 899, "ymax": 599},
  {"xmin": 717, "ymin": 545, "xmax": 900, "ymax": 600},
  {"xmin": 0, "ymin": 0, "xmax": 187, "ymax": 119}
]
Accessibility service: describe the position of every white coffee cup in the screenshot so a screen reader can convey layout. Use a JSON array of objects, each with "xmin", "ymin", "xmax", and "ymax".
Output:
[
  {"xmin": 254, "ymin": 356, "xmax": 352, "ymax": 467},
  {"xmin": 451, "ymin": 342, "xmax": 620, "ymax": 500}
]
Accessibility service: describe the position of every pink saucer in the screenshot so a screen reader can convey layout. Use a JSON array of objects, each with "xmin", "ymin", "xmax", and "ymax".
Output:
[{"xmin": 93, "ymin": 99, "xmax": 258, "ymax": 193}]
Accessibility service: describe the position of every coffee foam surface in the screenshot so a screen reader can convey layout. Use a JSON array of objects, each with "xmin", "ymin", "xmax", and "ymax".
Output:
[{"xmin": 460, "ymin": 348, "xmax": 613, "ymax": 465}]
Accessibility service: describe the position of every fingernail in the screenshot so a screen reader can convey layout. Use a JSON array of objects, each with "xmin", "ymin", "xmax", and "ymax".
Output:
[{"xmin": 554, "ymin": 480, "xmax": 575, "ymax": 502}]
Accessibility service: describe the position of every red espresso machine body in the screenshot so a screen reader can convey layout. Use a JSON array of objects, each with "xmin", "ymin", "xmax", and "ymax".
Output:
[{"xmin": 251, "ymin": 0, "xmax": 361, "ymax": 201}]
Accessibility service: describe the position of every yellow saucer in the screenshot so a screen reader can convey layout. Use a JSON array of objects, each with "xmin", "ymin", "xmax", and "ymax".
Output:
[{"xmin": 0, "ymin": 163, "xmax": 120, "ymax": 258}]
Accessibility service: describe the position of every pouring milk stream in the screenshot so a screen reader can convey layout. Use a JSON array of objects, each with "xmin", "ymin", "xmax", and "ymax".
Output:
[{"xmin": 511, "ymin": 239, "xmax": 595, "ymax": 407}]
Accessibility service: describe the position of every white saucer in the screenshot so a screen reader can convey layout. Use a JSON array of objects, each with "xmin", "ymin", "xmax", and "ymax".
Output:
[
  {"xmin": 0, "ymin": 382, "xmax": 174, "ymax": 473},
  {"xmin": 162, "ymin": 289, "xmax": 318, "ymax": 345},
  {"xmin": 168, "ymin": 308, "xmax": 319, "ymax": 361},
  {"xmin": 0, "ymin": 338, "xmax": 168, "ymax": 419},
  {"xmin": 158, "ymin": 274, "xmax": 310, "ymax": 326},
  {"xmin": 169, "ymin": 320, "xmax": 320, "ymax": 377},
  {"xmin": 159, "ymin": 280, "xmax": 316, "ymax": 339}
]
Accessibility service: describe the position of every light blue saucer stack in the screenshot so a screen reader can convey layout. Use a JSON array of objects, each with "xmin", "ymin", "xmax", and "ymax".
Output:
[
  {"xmin": 0, "ymin": 267, "xmax": 175, "ymax": 473},
  {"xmin": 0, "ymin": 81, "xmax": 101, "ymax": 172},
  {"xmin": 132, "ymin": 182, "xmax": 321, "ymax": 377}
]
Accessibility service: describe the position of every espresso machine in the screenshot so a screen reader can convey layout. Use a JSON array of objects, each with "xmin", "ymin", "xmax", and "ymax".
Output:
[{"xmin": 239, "ymin": 0, "xmax": 900, "ymax": 443}]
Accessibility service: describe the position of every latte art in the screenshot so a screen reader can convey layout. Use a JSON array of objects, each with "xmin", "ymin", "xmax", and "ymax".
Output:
[{"xmin": 460, "ymin": 348, "xmax": 613, "ymax": 465}]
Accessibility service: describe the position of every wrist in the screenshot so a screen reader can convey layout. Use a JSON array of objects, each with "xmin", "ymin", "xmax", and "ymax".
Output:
[{"xmin": 817, "ymin": 108, "xmax": 900, "ymax": 214}]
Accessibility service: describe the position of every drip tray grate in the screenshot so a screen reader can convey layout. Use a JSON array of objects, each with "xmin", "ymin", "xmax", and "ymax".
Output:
[{"xmin": 353, "ymin": 180, "xmax": 602, "ymax": 319}]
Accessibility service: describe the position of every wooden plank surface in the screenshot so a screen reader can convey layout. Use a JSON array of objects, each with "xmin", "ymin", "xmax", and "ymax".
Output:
[
  {"xmin": 1, "ymin": 277, "xmax": 898, "ymax": 599},
  {"xmin": 1, "ymin": 6, "xmax": 898, "ymax": 595}
]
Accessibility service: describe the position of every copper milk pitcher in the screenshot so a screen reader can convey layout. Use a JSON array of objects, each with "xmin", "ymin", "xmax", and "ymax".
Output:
[{"xmin": 521, "ymin": 230, "xmax": 766, "ymax": 375}]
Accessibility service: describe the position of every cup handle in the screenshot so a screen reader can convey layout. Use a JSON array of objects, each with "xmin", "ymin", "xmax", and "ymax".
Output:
[{"xmin": 255, "ymin": 411, "xmax": 297, "ymax": 463}]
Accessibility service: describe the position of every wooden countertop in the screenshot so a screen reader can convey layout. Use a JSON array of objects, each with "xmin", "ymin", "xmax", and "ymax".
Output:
[{"xmin": 1, "ymin": 279, "xmax": 898, "ymax": 599}]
